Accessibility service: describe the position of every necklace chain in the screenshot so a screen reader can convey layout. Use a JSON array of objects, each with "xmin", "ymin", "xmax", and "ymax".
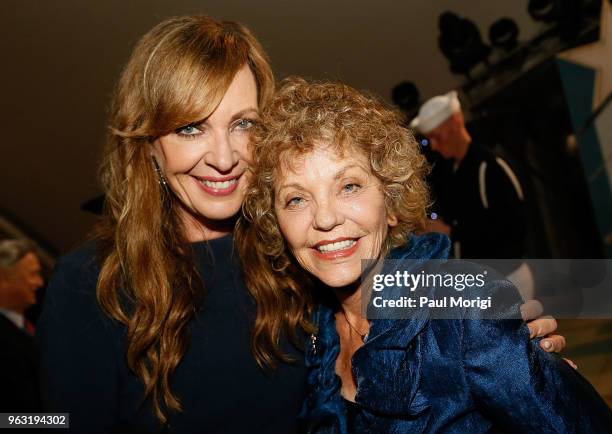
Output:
[{"xmin": 341, "ymin": 310, "xmax": 368, "ymax": 343}]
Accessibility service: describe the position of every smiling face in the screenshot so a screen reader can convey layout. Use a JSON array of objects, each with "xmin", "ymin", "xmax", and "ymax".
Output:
[
  {"xmin": 274, "ymin": 143, "xmax": 398, "ymax": 288},
  {"xmin": 151, "ymin": 65, "xmax": 258, "ymax": 237}
]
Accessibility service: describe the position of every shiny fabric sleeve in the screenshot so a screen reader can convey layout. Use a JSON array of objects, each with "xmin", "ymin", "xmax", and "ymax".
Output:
[{"xmin": 461, "ymin": 317, "xmax": 612, "ymax": 432}]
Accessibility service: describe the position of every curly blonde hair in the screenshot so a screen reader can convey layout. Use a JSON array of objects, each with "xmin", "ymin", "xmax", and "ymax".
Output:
[{"xmin": 236, "ymin": 76, "xmax": 430, "ymax": 311}]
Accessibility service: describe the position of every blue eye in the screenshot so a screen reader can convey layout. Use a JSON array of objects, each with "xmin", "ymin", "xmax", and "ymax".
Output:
[
  {"xmin": 175, "ymin": 124, "xmax": 202, "ymax": 137},
  {"xmin": 234, "ymin": 118, "xmax": 254, "ymax": 131},
  {"xmin": 287, "ymin": 197, "xmax": 304, "ymax": 207},
  {"xmin": 342, "ymin": 183, "xmax": 360, "ymax": 193}
]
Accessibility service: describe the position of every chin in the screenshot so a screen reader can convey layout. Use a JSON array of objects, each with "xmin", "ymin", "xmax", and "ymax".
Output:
[
  {"xmin": 193, "ymin": 202, "xmax": 242, "ymax": 221},
  {"xmin": 314, "ymin": 267, "xmax": 361, "ymax": 289}
]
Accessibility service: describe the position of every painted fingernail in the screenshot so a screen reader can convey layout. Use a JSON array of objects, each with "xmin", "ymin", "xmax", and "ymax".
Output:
[{"xmin": 564, "ymin": 358, "xmax": 578, "ymax": 370}]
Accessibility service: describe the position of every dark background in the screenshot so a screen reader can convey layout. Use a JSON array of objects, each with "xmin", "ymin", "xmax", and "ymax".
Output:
[
  {"xmin": 0, "ymin": 0, "xmax": 554, "ymax": 255},
  {"xmin": 1, "ymin": 0, "xmax": 610, "ymax": 407}
]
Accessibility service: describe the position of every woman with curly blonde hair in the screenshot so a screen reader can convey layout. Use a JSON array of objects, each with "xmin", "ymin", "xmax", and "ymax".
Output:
[{"xmin": 238, "ymin": 77, "xmax": 612, "ymax": 433}]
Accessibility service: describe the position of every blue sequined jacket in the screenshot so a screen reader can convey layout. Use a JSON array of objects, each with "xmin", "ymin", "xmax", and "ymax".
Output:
[{"xmin": 300, "ymin": 233, "xmax": 612, "ymax": 433}]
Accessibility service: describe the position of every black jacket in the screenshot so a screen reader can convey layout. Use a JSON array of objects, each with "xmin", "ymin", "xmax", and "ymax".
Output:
[
  {"xmin": 0, "ymin": 312, "xmax": 40, "ymax": 412},
  {"xmin": 433, "ymin": 142, "xmax": 527, "ymax": 265}
]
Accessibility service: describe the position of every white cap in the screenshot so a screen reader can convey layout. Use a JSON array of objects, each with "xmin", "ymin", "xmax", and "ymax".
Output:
[{"xmin": 410, "ymin": 90, "xmax": 461, "ymax": 134}]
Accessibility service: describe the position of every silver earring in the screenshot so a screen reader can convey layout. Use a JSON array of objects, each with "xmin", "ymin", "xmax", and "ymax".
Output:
[{"xmin": 152, "ymin": 156, "xmax": 167, "ymax": 186}]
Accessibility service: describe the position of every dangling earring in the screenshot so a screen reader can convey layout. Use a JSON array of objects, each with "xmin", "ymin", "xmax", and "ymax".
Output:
[
  {"xmin": 152, "ymin": 156, "xmax": 171, "ymax": 209},
  {"xmin": 151, "ymin": 156, "xmax": 167, "ymax": 187}
]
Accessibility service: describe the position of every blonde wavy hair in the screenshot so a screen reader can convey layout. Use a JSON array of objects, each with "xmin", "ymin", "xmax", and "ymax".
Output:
[
  {"xmin": 94, "ymin": 16, "xmax": 275, "ymax": 423},
  {"xmin": 237, "ymin": 76, "xmax": 430, "ymax": 312}
]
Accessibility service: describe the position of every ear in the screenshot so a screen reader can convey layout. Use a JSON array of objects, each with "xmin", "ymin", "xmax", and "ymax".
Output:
[
  {"xmin": 452, "ymin": 111, "xmax": 464, "ymax": 128},
  {"xmin": 387, "ymin": 213, "xmax": 399, "ymax": 227},
  {"xmin": 149, "ymin": 140, "xmax": 161, "ymax": 162}
]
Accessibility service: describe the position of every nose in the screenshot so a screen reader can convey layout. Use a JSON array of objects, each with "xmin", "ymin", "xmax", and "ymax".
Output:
[
  {"xmin": 204, "ymin": 132, "xmax": 238, "ymax": 173},
  {"xmin": 313, "ymin": 199, "xmax": 344, "ymax": 231},
  {"xmin": 31, "ymin": 275, "xmax": 43, "ymax": 290}
]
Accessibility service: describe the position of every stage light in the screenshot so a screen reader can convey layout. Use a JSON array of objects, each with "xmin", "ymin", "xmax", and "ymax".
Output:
[
  {"xmin": 528, "ymin": 0, "xmax": 557, "ymax": 23},
  {"xmin": 528, "ymin": 0, "xmax": 588, "ymax": 42},
  {"xmin": 489, "ymin": 17, "xmax": 520, "ymax": 51},
  {"xmin": 438, "ymin": 11, "xmax": 491, "ymax": 76},
  {"xmin": 391, "ymin": 81, "xmax": 420, "ymax": 113}
]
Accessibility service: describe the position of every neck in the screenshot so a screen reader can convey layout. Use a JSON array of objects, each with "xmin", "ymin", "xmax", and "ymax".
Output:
[{"xmin": 334, "ymin": 282, "xmax": 368, "ymax": 329}]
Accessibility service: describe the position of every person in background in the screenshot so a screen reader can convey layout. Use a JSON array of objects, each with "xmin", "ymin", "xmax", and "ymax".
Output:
[
  {"xmin": 0, "ymin": 239, "xmax": 43, "ymax": 412},
  {"xmin": 410, "ymin": 92, "xmax": 525, "ymax": 258},
  {"xmin": 411, "ymin": 91, "xmax": 534, "ymax": 297}
]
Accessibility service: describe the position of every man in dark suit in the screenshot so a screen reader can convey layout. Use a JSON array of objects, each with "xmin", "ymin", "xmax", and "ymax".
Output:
[{"xmin": 0, "ymin": 239, "xmax": 44, "ymax": 412}]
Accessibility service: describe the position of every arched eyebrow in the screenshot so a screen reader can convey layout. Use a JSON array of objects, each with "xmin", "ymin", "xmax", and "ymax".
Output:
[
  {"xmin": 190, "ymin": 107, "xmax": 259, "ymax": 128},
  {"xmin": 276, "ymin": 183, "xmax": 306, "ymax": 196},
  {"xmin": 277, "ymin": 163, "xmax": 369, "ymax": 194},
  {"xmin": 333, "ymin": 164, "xmax": 368, "ymax": 180},
  {"xmin": 230, "ymin": 107, "xmax": 259, "ymax": 122}
]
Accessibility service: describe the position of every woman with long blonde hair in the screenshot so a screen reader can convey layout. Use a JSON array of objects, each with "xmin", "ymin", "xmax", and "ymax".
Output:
[{"xmin": 37, "ymin": 16, "xmax": 312, "ymax": 433}]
